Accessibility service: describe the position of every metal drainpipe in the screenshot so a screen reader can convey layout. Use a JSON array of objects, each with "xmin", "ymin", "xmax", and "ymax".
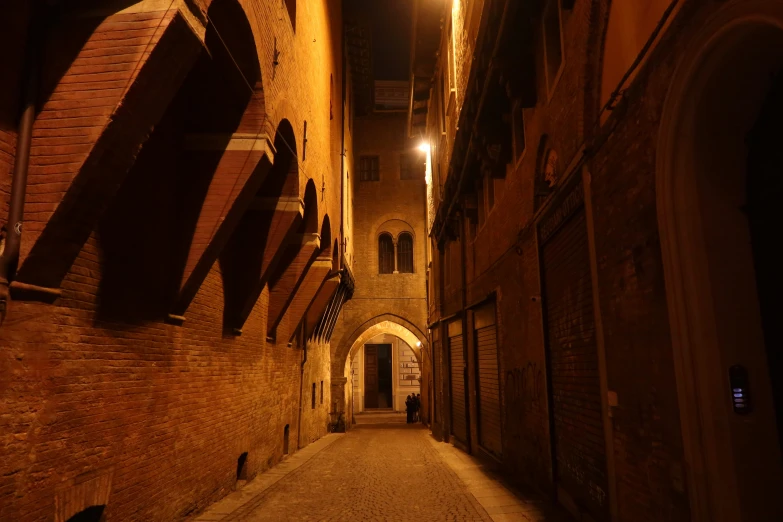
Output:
[
  {"xmin": 0, "ymin": 12, "xmax": 40, "ymax": 323},
  {"xmin": 459, "ymin": 209, "xmax": 470, "ymax": 448},
  {"xmin": 339, "ymin": 2, "xmax": 347, "ymax": 266},
  {"xmin": 297, "ymin": 325, "xmax": 308, "ymax": 450}
]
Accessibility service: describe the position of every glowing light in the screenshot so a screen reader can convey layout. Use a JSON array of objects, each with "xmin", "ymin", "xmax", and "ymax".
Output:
[
  {"xmin": 416, "ymin": 341, "xmax": 422, "ymax": 347},
  {"xmin": 418, "ymin": 142, "xmax": 430, "ymax": 153}
]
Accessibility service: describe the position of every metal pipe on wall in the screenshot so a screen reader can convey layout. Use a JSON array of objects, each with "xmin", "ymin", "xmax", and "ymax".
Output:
[{"xmin": 0, "ymin": 9, "xmax": 41, "ymax": 323}]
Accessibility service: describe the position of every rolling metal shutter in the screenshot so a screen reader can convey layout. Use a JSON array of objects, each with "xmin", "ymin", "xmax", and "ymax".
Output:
[
  {"xmin": 475, "ymin": 303, "xmax": 502, "ymax": 457},
  {"xmin": 540, "ymin": 181, "xmax": 608, "ymax": 520},
  {"xmin": 448, "ymin": 319, "xmax": 468, "ymax": 444},
  {"xmin": 433, "ymin": 328, "xmax": 441, "ymax": 423}
]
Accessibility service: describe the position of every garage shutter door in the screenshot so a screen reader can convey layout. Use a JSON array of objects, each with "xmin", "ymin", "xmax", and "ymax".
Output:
[
  {"xmin": 540, "ymin": 181, "xmax": 608, "ymax": 520},
  {"xmin": 433, "ymin": 328, "xmax": 441, "ymax": 424},
  {"xmin": 448, "ymin": 319, "xmax": 468, "ymax": 444},
  {"xmin": 475, "ymin": 303, "xmax": 501, "ymax": 457}
]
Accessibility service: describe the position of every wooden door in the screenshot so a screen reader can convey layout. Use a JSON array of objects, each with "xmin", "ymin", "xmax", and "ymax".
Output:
[{"xmin": 364, "ymin": 344, "xmax": 379, "ymax": 408}]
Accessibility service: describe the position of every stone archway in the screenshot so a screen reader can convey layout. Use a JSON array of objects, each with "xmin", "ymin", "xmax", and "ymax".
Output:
[
  {"xmin": 330, "ymin": 316, "xmax": 428, "ymax": 424},
  {"xmin": 657, "ymin": 1, "xmax": 783, "ymax": 519}
]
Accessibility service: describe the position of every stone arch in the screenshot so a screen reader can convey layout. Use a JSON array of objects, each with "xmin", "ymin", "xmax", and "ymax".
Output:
[
  {"xmin": 656, "ymin": 2, "xmax": 783, "ymax": 519},
  {"xmin": 333, "ymin": 313, "xmax": 427, "ymax": 377},
  {"xmin": 320, "ymin": 215, "xmax": 332, "ymax": 259},
  {"xmin": 376, "ymin": 218, "xmax": 416, "ymax": 241},
  {"xmin": 367, "ymin": 212, "xmax": 418, "ymax": 242},
  {"xmin": 345, "ymin": 320, "xmax": 425, "ymax": 370},
  {"xmin": 301, "ymin": 179, "xmax": 319, "ymax": 235}
]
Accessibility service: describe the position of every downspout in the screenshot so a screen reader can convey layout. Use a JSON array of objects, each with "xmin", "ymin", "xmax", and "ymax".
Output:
[
  {"xmin": 339, "ymin": 1, "xmax": 347, "ymax": 265},
  {"xmin": 459, "ymin": 209, "xmax": 470, "ymax": 449},
  {"xmin": 297, "ymin": 323, "xmax": 308, "ymax": 449},
  {"xmin": 0, "ymin": 12, "xmax": 40, "ymax": 323}
]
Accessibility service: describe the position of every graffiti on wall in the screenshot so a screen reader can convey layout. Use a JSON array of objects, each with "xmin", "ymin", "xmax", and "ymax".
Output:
[{"xmin": 505, "ymin": 362, "xmax": 545, "ymax": 414}]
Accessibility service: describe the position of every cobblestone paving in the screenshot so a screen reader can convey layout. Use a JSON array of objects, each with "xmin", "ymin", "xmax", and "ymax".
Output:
[{"xmin": 223, "ymin": 425, "xmax": 493, "ymax": 522}]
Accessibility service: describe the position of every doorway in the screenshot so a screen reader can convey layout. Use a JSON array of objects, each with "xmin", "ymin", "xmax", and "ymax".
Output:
[
  {"xmin": 364, "ymin": 344, "xmax": 393, "ymax": 409},
  {"xmin": 657, "ymin": 5, "xmax": 783, "ymax": 519}
]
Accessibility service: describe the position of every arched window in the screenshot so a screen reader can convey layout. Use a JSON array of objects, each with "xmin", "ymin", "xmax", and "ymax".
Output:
[
  {"xmin": 397, "ymin": 233, "xmax": 414, "ymax": 273},
  {"xmin": 66, "ymin": 506, "xmax": 105, "ymax": 522},
  {"xmin": 378, "ymin": 234, "xmax": 394, "ymax": 274}
]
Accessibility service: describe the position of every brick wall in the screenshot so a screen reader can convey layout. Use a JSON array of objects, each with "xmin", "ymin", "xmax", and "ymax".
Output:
[
  {"xmin": 423, "ymin": 0, "xmax": 697, "ymax": 519},
  {"xmin": 0, "ymin": 0, "xmax": 348, "ymax": 520},
  {"xmin": 331, "ymin": 112, "xmax": 428, "ymax": 396}
]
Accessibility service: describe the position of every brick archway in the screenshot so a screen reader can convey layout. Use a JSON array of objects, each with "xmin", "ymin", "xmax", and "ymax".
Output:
[
  {"xmin": 330, "ymin": 314, "xmax": 428, "ymax": 421},
  {"xmin": 332, "ymin": 313, "xmax": 427, "ymax": 377}
]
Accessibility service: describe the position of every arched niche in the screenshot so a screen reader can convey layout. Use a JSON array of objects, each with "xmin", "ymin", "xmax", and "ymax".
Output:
[{"xmin": 657, "ymin": 2, "xmax": 783, "ymax": 519}]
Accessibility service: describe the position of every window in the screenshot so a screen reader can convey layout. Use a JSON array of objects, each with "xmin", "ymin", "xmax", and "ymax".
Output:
[
  {"xmin": 236, "ymin": 452, "xmax": 248, "ymax": 481},
  {"xmin": 397, "ymin": 233, "xmax": 414, "ymax": 273},
  {"xmin": 311, "ymin": 383, "xmax": 316, "ymax": 409},
  {"xmin": 359, "ymin": 155, "xmax": 379, "ymax": 181},
  {"xmin": 379, "ymin": 233, "xmax": 395, "ymax": 274},
  {"xmin": 66, "ymin": 506, "xmax": 105, "ymax": 522},
  {"xmin": 439, "ymin": 72, "xmax": 447, "ymax": 133},
  {"xmin": 320, "ymin": 380, "xmax": 324, "ymax": 404},
  {"xmin": 542, "ymin": 0, "xmax": 563, "ymax": 96},
  {"xmin": 512, "ymin": 102, "xmax": 526, "ymax": 164},
  {"xmin": 283, "ymin": 424, "xmax": 290, "ymax": 455},
  {"xmin": 400, "ymin": 153, "xmax": 425, "ymax": 180}
]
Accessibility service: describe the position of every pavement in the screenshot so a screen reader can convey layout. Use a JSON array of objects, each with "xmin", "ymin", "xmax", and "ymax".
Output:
[{"xmin": 194, "ymin": 414, "xmax": 572, "ymax": 522}]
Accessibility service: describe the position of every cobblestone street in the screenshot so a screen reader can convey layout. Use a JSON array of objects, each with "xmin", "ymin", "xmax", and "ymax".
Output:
[{"xmin": 197, "ymin": 418, "xmax": 571, "ymax": 522}]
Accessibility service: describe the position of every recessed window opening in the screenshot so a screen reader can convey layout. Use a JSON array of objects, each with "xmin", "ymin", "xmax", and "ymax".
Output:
[
  {"xmin": 397, "ymin": 233, "xmax": 414, "ymax": 273},
  {"xmin": 236, "ymin": 452, "xmax": 248, "ymax": 481},
  {"xmin": 66, "ymin": 506, "xmax": 105, "ymax": 522},
  {"xmin": 283, "ymin": 424, "xmax": 290, "ymax": 455},
  {"xmin": 378, "ymin": 233, "xmax": 395, "ymax": 274},
  {"xmin": 311, "ymin": 382, "xmax": 316, "ymax": 409},
  {"xmin": 400, "ymin": 153, "xmax": 425, "ymax": 180},
  {"xmin": 320, "ymin": 380, "xmax": 324, "ymax": 404},
  {"xmin": 359, "ymin": 155, "xmax": 380, "ymax": 181}
]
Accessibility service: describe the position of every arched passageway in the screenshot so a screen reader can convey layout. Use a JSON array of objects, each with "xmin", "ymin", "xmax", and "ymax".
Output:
[
  {"xmin": 657, "ymin": 2, "xmax": 783, "ymax": 519},
  {"xmin": 332, "ymin": 319, "xmax": 427, "ymax": 423}
]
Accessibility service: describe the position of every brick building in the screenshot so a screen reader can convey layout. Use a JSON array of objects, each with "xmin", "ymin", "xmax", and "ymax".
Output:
[
  {"xmin": 0, "ymin": 0, "xmax": 358, "ymax": 520},
  {"xmin": 330, "ymin": 93, "xmax": 429, "ymax": 422},
  {"xmin": 413, "ymin": 0, "xmax": 783, "ymax": 521}
]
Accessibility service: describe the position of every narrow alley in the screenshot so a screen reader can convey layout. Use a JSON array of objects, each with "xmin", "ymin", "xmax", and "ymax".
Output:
[
  {"xmin": 2, "ymin": 0, "xmax": 783, "ymax": 521},
  {"xmin": 197, "ymin": 414, "xmax": 566, "ymax": 522}
]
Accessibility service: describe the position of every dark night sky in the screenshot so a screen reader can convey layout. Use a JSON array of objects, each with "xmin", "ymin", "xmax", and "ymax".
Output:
[{"xmin": 348, "ymin": 0, "xmax": 413, "ymax": 81}]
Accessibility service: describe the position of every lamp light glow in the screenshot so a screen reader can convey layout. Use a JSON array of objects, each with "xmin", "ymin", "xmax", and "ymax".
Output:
[{"xmin": 418, "ymin": 142, "xmax": 430, "ymax": 153}]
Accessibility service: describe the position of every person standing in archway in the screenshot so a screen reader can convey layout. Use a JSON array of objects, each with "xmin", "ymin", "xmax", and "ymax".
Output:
[{"xmin": 405, "ymin": 394, "xmax": 414, "ymax": 423}]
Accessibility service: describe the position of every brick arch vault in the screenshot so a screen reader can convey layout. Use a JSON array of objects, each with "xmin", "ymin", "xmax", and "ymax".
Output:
[{"xmin": 329, "ymin": 314, "xmax": 429, "ymax": 423}]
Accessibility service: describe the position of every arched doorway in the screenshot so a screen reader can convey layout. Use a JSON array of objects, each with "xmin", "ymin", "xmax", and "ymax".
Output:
[
  {"xmin": 657, "ymin": 2, "xmax": 783, "ymax": 519},
  {"xmin": 350, "ymin": 333, "xmax": 420, "ymax": 412},
  {"xmin": 337, "ymin": 320, "xmax": 427, "ymax": 421}
]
